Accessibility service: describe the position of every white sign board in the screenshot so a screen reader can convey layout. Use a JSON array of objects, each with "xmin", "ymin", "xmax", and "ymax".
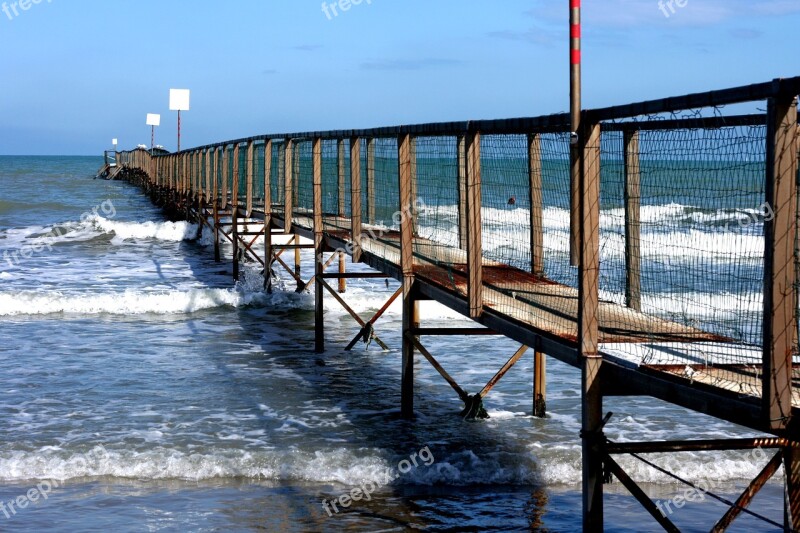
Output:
[
  {"xmin": 146, "ymin": 113, "xmax": 161, "ymax": 126},
  {"xmin": 169, "ymin": 89, "xmax": 190, "ymax": 111},
  {"xmin": 112, "ymin": 138, "xmax": 118, "ymax": 146}
]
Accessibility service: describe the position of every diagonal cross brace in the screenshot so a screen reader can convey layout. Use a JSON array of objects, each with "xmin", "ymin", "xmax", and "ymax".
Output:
[{"xmin": 321, "ymin": 279, "xmax": 391, "ymax": 351}]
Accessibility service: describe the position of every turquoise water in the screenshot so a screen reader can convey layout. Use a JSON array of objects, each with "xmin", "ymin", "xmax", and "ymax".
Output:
[{"xmin": 0, "ymin": 156, "xmax": 785, "ymax": 532}]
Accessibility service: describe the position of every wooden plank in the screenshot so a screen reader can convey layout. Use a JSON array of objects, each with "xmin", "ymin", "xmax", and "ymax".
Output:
[
  {"xmin": 367, "ymin": 137, "xmax": 376, "ymax": 224},
  {"xmin": 465, "ymin": 131, "xmax": 483, "ymax": 318},
  {"xmin": 624, "ymin": 130, "xmax": 642, "ymax": 311},
  {"xmin": 763, "ymin": 95, "xmax": 798, "ymax": 430},
  {"xmin": 350, "ymin": 136, "xmax": 363, "ymax": 262},
  {"xmin": 246, "ymin": 140, "xmax": 254, "ymax": 217},
  {"xmin": 313, "ymin": 137, "xmax": 324, "ymax": 353},
  {"xmin": 284, "ymin": 139, "xmax": 294, "ymax": 234},
  {"xmin": 338, "ymin": 139, "xmax": 346, "ymax": 217},
  {"xmin": 528, "ymin": 134, "xmax": 544, "ymax": 276},
  {"xmin": 457, "ymin": 135, "xmax": 468, "ymax": 250}
]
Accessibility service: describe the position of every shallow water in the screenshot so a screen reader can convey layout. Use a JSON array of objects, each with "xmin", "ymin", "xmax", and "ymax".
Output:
[{"xmin": 0, "ymin": 156, "xmax": 785, "ymax": 531}]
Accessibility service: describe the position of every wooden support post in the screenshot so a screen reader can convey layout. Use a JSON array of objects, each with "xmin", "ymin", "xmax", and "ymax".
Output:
[
  {"xmin": 338, "ymin": 251, "xmax": 346, "ymax": 293},
  {"xmin": 410, "ymin": 136, "xmax": 418, "ymax": 234},
  {"xmin": 367, "ymin": 137, "xmax": 376, "ymax": 224},
  {"xmin": 351, "ymin": 136, "xmax": 363, "ymax": 263},
  {"xmin": 246, "ymin": 140, "xmax": 254, "ymax": 217},
  {"xmin": 528, "ymin": 133, "xmax": 544, "ymax": 276},
  {"xmin": 205, "ymin": 149, "xmax": 211, "ymax": 205},
  {"xmin": 465, "ymin": 131, "xmax": 483, "ymax": 318},
  {"xmin": 294, "ymin": 236, "xmax": 302, "ymax": 284},
  {"xmin": 232, "ymin": 144, "xmax": 240, "ymax": 281},
  {"xmin": 624, "ymin": 129, "xmax": 642, "ymax": 311},
  {"xmin": 221, "ymin": 147, "xmax": 228, "ymax": 210},
  {"xmin": 399, "ymin": 133, "xmax": 417, "ymax": 419},
  {"xmin": 457, "ymin": 135, "xmax": 468, "ymax": 250},
  {"xmin": 337, "ymin": 139, "xmax": 346, "ymax": 217},
  {"xmin": 313, "ymin": 137, "xmax": 324, "ymax": 353},
  {"xmin": 264, "ymin": 140, "xmax": 273, "ymax": 292},
  {"xmin": 763, "ymin": 94, "xmax": 798, "ymax": 431},
  {"xmin": 579, "ymin": 119, "xmax": 603, "ymax": 531},
  {"xmin": 534, "ymin": 350, "xmax": 546, "ymax": 418},
  {"xmin": 284, "ymin": 139, "xmax": 294, "ymax": 234},
  {"xmin": 213, "ymin": 148, "xmax": 221, "ymax": 262}
]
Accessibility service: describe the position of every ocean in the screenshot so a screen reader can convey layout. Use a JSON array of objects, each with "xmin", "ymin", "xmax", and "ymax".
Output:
[{"xmin": 0, "ymin": 155, "xmax": 786, "ymax": 532}]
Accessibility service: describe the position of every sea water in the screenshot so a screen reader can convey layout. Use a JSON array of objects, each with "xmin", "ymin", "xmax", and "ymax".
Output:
[{"xmin": 0, "ymin": 156, "xmax": 785, "ymax": 532}]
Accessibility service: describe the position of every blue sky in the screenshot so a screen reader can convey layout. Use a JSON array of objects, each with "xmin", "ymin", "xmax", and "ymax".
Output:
[{"xmin": 0, "ymin": 0, "xmax": 797, "ymax": 155}]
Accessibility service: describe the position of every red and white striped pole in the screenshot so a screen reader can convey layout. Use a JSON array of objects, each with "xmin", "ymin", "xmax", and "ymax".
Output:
[{"xmin": 569, "ymin": 0, "xmax": 581, "ymax": 266}]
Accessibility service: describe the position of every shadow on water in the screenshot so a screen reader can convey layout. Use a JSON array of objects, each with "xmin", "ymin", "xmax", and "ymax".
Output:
[{"xmin": 165, "ymin": 231, "xmax": 560, "ymax": 531}]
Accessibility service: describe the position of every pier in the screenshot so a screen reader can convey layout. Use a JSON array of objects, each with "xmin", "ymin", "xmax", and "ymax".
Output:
[{"xmin": 111, "ymin": 76, "xmax": 800, "ymax": 531}]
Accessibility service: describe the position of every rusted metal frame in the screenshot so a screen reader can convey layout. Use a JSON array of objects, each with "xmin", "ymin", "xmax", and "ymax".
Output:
[
  {"xmin": 343, "ymin": 286, "xmax": 403, "ymax": 351},
  {"xmin": 603, "ymin": 454, "xmax": 680, "ymax": 533},
  {"xmin": 304, "ymin": 251, "xmax": 339, "ymax": 289},
  {"xmin": 476, "ymin": 345, "xmax": 529, "ymax": 399},
  {"xmin": 411, "ymin": 328, "xmax": 499, "ymax": 336},
  {"xmin": 607, "ymin": 437, "xmax": 791, "ymax": 454},
  {"xmin": 321, "ymin": 272, "xmax": 389, "ymax": 279},
  {"xmin": 406, "ymin": 334, "xmax": 470, "ymax": 403},
  {"xmin": 320, "ymin": 278, "xmax": 391, "ymax": 351},
  {"xmin": 711, "ymin": 450, "xmax": 783, "ymax": 532}
]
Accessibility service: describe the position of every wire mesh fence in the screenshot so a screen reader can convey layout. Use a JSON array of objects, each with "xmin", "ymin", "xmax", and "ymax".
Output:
[{"xmin": 127, "ymin": 77, "xmax": 799, "ymax": 409}]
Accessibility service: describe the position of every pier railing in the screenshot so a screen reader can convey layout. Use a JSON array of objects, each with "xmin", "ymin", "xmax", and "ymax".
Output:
[{"xmin": 118, "ymin": 77, "xmax": 800, "ymax": 429}]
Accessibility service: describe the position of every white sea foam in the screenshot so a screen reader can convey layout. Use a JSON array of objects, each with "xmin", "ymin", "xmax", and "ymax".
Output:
[
  {"xmin": 0, "ymin": 445, "xmax": 770, "ymax": 487},
  {"xmin": 0, "ymin": 287, "xmax": 273, "ymax": 316}
]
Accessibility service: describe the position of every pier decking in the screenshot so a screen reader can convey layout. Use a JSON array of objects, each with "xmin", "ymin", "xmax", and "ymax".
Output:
[{"xmin": 114, "ymin": 76, "xmax": 800, "ymax": 531}]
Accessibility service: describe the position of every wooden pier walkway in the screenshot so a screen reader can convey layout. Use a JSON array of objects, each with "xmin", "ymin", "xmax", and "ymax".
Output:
[{"xmin": 114, "ymin": 76, "xmax": 800, "ymax": 531}]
